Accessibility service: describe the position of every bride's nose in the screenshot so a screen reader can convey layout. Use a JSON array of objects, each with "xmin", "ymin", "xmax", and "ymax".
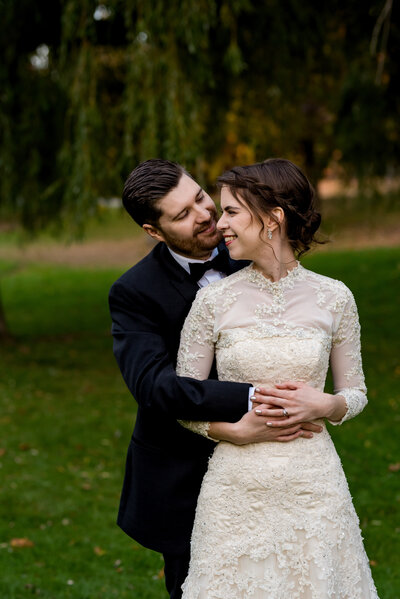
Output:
[{"xmin": 217, "ymin": 213, "xmax": 227, "ymax": 230}]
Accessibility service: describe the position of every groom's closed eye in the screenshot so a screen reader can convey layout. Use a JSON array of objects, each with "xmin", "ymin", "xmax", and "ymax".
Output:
[{"xmin": 174, "ymin": 209, "xmax": 189, "ymax": 221}]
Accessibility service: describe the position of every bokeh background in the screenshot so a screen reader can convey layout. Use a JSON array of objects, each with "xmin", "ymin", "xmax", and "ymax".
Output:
[{"xmin": 0, "ymin": 1, "xmax": 399, "ymax": 598}]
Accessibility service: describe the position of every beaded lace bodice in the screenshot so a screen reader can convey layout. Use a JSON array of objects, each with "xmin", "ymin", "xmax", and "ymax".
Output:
[{"xmin": 177, "ymin": 263, "xmax": 367, "ymax": 435}]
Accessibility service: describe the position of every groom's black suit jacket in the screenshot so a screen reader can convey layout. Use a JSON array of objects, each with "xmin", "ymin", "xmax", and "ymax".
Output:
[{"xmin": 109, "ymin": 241, "xmax": 250, "ymax": 554}]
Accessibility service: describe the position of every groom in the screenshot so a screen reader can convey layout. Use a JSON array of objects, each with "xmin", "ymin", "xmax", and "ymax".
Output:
[{"xmin": 109, "ymin": 159, "xmax": 321, "ymax": 598}]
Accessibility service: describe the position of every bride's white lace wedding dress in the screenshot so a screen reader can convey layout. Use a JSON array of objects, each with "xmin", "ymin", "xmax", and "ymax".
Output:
[{"xmin": 176, "ymin": 263, "xmax": 379, "ymax": 599}]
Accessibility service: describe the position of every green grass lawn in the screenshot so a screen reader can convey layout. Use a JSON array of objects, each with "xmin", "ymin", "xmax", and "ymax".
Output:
[{"xmin": 0, "ymin": 247, "xmax": 399, "ymax": 598}]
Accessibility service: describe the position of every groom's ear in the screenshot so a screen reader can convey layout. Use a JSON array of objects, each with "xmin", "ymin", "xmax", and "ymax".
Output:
[{"xmin": 142, "ymin": 223, "xmax": 165, "ymax": 243}]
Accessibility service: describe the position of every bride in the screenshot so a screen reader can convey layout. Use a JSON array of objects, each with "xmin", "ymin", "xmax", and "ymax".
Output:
[{"xmin": 176, "ymin": 159, "xmax": 379, "ymax": 598}]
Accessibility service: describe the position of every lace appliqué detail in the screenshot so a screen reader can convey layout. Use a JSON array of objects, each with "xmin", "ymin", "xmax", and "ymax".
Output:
[
  {"xmin": 330, "ymin": 388, "xmax": 368, "ymax": 426},
  {"xmin": 177, "ymin": 287, "xmax": 216, "ymax": 378},
  {"xmin": 344, "ymin": 349, "xmax": 364, "ymax": 381},
  {"xmin": 246, "ymin": 261, "xmax": 305, "ymax": 293},
  {"xmin": 178, "ymin": 419, "xmax": 218, "ymax": 442},
  {"xmin": 176, "ymin": 350, "xmax": 207, "ymax": 379}
]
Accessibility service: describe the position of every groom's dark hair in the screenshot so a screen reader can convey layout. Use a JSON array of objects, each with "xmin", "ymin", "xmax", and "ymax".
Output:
[{"xmin": 122, "ymin": 159, "xmax": 190, "ymax": 226}]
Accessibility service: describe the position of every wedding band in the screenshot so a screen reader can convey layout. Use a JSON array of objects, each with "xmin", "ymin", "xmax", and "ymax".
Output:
[{"xmin": 282, "ymin": 408, "xmax": 289, "ymax": 418}]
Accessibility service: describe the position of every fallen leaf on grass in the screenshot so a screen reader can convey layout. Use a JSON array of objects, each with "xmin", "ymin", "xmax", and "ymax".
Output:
[
  {"xmin": 0, "ymin": 448, "xmax": 6, "ymax": 456},
  {"xmin": 388, "ymin": 463, "xmax": 400, "ymax": 472},
  {"xmin": 369, "ymin": 560, "xmax": 377, "ymax": 567},
  {"xmin": 11, "ymin": 538, "xmax": 34, "ymax": 548},
  {"xmin": 19, "ymin": 443, "xmax": 31, "ymax": 451},
  {"xmin": 94, "ymin": 546, "xmax": 106, "ymax": 556},
  {"xmin": 157, "ymin": 567, "xmax": 165, "ymax": 579},
  {"xmin": 113, "ymin": 559, "xmax": 124, "ymax": 573}
]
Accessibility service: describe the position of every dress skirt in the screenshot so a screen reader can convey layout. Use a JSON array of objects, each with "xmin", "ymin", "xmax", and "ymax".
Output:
[{"xmin": 181, "ymin": 425, "xmax": 379, "ymax": 599}]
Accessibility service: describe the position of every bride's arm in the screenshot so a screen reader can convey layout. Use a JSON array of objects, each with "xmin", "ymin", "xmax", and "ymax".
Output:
[
  {"xmin": 328, "ymin": 287, "xmax": 367, "ymax": 424},
  {"xmin": 247, "ymin": 288, "xmax": 366, "ymax": 426},
  {"xmin": 176, "ymin": 288, "xmax": 218, "ymax": 440}
]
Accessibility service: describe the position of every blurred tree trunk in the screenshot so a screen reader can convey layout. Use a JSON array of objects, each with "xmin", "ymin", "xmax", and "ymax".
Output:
[{"xmin": 0, "ymin": 286, "xmax": 10, "ymax": 339}]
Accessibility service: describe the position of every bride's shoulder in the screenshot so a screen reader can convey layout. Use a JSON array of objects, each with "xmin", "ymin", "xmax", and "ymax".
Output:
[{"xmin": 302, "ymin": 267, "xmax": 354, "ymax": 301}]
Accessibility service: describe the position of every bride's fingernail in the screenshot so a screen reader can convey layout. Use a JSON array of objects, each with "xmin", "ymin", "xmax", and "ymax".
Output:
[
  {"xmin": 255, "ymin": 388, "xmax": 260, "ymax": 392},
  {"xmin": 266, "ymin": 422, "xmax": 272, "ymax": 426},
  {"xmin": 255, "ymin": 409, "xmax": 262, "ymax": 414},
  {"xmin": 250, "ymin": 395, "xmax": 257, "ymax": 401}
]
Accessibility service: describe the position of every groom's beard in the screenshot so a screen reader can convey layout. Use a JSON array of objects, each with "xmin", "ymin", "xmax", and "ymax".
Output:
[{"xmin": 162, "ymin": 220, "xmax": 223, "ymax": 259}]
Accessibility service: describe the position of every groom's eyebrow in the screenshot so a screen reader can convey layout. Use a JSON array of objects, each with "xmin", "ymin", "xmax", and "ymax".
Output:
[{"xmin": 171, "ymin": 187, "xmax": 203, "ymax": 221}]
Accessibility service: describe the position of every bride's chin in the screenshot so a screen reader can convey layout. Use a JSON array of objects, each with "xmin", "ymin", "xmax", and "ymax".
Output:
[{"xmin": 227, "ymin": 247, "xmax": 244, "ymax": 260}]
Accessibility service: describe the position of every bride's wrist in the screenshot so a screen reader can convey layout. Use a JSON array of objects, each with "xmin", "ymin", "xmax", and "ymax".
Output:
[
  {"xmin": 324, "ymin": 393, "xmax": 346, "ymax": 422},
  {"xmin": 317, "ymin": 393, "xmax": 335, "ymax": 420}
]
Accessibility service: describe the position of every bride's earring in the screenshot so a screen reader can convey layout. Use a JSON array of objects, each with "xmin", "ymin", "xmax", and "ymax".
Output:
[{"xmin": 267, "ymin": 228, "xmax": 273, "ymax": 240}]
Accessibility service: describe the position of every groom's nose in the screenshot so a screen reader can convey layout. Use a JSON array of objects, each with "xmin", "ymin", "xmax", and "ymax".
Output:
[{"xmin": 195, "ymin": 205, "xmax": 213, "ymax": 222}]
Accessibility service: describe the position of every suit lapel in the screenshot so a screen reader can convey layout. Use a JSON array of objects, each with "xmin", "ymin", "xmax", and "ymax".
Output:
[{"xmin": 156, "ymin": 243, "xmax": 200, "ymax": 304}]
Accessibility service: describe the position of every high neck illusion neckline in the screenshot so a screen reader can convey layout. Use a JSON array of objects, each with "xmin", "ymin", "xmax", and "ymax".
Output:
[{"xmin": 246, "ymin": 261, "xmax": 303, "ymax": 290}]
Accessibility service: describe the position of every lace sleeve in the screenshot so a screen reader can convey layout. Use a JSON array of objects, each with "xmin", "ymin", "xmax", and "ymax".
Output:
[
  {"xmin": 329, "ymin": 288, "xmax": 367, "ymax": 425},
  {"xmin": 176, "ymin": 288, "xmax": 218, "ymax": 441}
]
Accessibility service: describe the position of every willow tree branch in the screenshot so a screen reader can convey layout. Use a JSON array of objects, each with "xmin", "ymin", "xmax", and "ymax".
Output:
[{"xmin": 370, "ymin": 0, "xmax": 393, "ymax": 85}]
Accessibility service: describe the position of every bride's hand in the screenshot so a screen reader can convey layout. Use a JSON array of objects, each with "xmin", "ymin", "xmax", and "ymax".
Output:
[{"xmin": 251, "ymin": 381, "xmax": 347, "ymax": 425}]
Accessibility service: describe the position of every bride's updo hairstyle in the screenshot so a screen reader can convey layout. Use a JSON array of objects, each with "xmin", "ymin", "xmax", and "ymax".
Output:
[{"xmin": 217, "ymin": 158, "xmax": 323, "ymax": 257}]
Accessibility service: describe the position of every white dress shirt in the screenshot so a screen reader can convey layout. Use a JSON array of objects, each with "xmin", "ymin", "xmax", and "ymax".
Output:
[{"xmin": 168, "ymin": 247, "xmax": 224, "ymax": 287}]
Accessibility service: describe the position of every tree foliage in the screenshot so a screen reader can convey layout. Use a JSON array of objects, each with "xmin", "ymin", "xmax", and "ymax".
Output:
[{"xmin": 0, "ymin": 0, "xmax": 399, "ymax": 233}]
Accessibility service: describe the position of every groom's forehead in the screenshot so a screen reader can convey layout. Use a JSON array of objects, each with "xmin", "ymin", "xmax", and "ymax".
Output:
[{"xmin": 158, "ymin": 177, "xmax": 203, "ymax": 219}]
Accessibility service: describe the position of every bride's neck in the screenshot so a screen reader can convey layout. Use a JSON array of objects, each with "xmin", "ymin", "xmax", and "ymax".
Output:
[{"xmin": 252, "ymin": 243, "xmax": 297, "ymax": 282}]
